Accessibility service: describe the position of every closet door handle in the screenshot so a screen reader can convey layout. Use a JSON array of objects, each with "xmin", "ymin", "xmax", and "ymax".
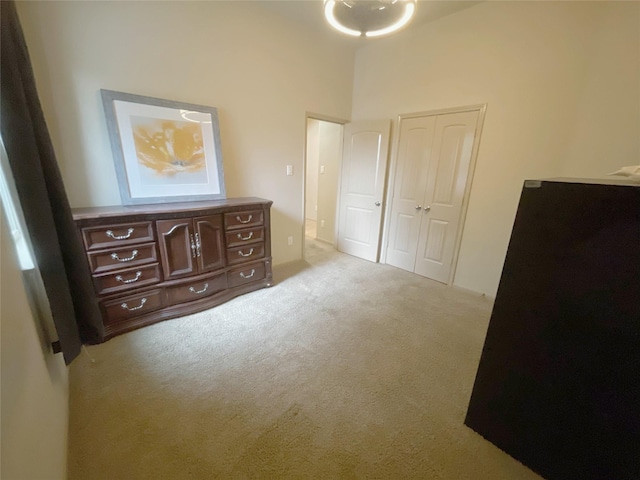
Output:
[
  {"xmin": 415, "ymin": 205, "xmax": 422, "ymax": 211},
  {"xmin": 423, "ymin": 205, "xmax": 431, "ymax": 212},
  {"xmin": 375, "ymin": 201, "xmax": 381, "ymax": 207}
]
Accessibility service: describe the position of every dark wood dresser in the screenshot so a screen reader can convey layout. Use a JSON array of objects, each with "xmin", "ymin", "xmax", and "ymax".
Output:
[{"xmin": 72, "ymin": 197, "xmax": 273, "ymax": 342}]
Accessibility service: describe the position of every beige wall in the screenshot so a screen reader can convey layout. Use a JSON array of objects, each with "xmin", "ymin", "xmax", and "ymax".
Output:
[
  {"xmin": 15, "ymin": 0, "xmax": 638, "ymax": 289},
  {"xmin": 6, "ymin": 2, "xmax": 637, "ymax": 474},
  {"xmin": 16, "ymin": 0, "xmax": 355, "ymax": 266},
  {"xmin": 561, "ymin": 2, "xmax": 640, "ymax": 177},
  {"xmin": 1, "ymin": 210, "xmax": 69, "ymax": 480},
  {"xmin": 352, "ymin": 1, "xmax": 640, "ymax": 296}
]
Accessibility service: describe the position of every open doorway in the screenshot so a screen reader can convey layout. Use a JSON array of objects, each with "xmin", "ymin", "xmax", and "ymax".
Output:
[{"xmin": 304, "ymin": 117, "xmax": 344, "ymax": 258}]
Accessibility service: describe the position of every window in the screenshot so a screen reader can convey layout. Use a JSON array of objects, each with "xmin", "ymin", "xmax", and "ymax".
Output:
[{"xmin": 0, "ymin": 136, "xmax": 35, "ymax": 270}]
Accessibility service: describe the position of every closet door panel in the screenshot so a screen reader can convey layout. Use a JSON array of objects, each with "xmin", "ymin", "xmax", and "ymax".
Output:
[
  {"xmin": 415, "ymin": 111, "xmax": 478, "ymax": 282},
  {"xmin": 386, "ymin": 116, "xmax": 435, "ymax": 271}
]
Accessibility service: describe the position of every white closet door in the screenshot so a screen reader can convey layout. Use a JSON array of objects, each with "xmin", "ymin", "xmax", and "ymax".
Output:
[
  {"xmin": 337, "ymin": 120, "xmax": 390, "ymax": 262},
  {"xmin": 386, "ymin": 109, "xmax": 481, "ymax": 283},
  {"xmin": 385, "ymin": 116, "xmax": 436, "ymax": 271},
  {"xmin": 414, "ymin": 110, "xmax": 479, "ymax": 282}
]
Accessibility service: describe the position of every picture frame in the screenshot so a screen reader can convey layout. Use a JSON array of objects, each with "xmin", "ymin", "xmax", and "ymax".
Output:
[{"xmin": 101, "ymin": 89, "xmax": 226, "ymax": 205}]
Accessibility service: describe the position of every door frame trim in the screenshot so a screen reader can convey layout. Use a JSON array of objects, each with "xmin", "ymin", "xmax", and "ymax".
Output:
[
  {"xmin": 381, "ymin": 103, "xmax": 487, "ymax": 286},
  {"xmin": 302, "ymin": 113, "xmax": 348, "ymax": 259}
]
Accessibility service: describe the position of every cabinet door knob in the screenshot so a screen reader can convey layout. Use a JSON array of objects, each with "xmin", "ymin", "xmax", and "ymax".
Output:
[
  {"xmin": 424, "ymin": 205, "xmax": 431, "ymax": 212},
  {"xmin": 375, "ymin": 201, "xmax": 381, "ymax": 207},
  {"xmin": 190, "ymin": 234, "xmax": 196, "ymax": 258},
  {"xmin": 415, "ymin": 205, "xmax": 422, "ymax": 210},
  {"xmin": 195, "ymin": 232, "xmax": 201, "ymax": 257}
]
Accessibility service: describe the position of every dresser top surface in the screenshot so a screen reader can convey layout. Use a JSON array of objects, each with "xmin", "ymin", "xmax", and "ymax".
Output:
[
  {"xmin": 535, "ymin": 177, "xmax": 640, "ymax": 187},
  {"xmin": 72, "ymin": 197, "xmax": 272, "ymax": 221}
]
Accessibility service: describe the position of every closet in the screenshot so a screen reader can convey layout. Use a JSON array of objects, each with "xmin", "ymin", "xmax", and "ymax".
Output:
[{"xmin": 385, "ymin": 107, "xmax": 483, "ymax": 283}]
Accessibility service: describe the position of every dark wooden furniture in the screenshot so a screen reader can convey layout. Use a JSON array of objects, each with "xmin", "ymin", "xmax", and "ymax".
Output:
[
  {"xmin": 72, "ymin": 197, "xmax": 273, "ymax": 341},
  {"xmin": 465, "ymin": 179, "xmax": 640, "ymax": 480}
]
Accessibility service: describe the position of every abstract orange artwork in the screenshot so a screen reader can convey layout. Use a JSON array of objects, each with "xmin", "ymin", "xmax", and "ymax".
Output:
[
  {"xmin": 102, "ymin": 89, "xmax": 225, "ymax": 204},
  {"xmin": 132, "ymin": 119, "xmax": 205, "ymax": 176}
]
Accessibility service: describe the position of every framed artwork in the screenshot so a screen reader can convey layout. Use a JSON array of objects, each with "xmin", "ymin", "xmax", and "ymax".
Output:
[{"xmin": 101, "ymin": 89, "xmax": 226, "ymax": 205}]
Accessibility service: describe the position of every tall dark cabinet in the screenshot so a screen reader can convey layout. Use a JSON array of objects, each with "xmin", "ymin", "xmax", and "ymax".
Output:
[{"xmin": 465, "ymin": 178, "xmax": 640, "ymax": 480}]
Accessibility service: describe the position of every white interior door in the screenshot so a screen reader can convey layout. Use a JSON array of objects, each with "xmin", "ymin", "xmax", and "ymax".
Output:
[
  {"xmin": 337, "ymin": 120, "xmax": 391, "ymax": 262},
  {"xmin": 386, "ymin": 109, "xmax": 480, "ymax": 283},
  {"xmin": 414, "ymin": 111, "xmax": 479, "ymax": 282},
  {"xmin": 385, "ymin": 116, "xmax": 436, "ymax": 270}
]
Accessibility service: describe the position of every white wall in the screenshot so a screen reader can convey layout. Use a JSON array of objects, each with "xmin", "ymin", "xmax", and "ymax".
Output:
[
  {"xmin": 352, "ymin": 1, "xmax": 640, "ymax": 296},
  {"xmin": 16, "ymin": 1, "xmax": 355, "ymax": 266},
  {"xmin": 1, "ymin": 210, "xmax": 69, "ymax": 480}
]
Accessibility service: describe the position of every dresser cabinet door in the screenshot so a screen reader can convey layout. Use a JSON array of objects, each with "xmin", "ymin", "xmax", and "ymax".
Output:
[
  {"xmin": 194, "ymin": 215, "xmax": 225, "ymax": 273},
  {"xmin": 157, "ymin": 219, "xmax": 196, "ymax": 280}
]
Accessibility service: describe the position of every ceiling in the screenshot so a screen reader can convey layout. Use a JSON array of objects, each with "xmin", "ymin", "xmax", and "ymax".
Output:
[{"xmin": 258, "ymin": 1, "xmax": 481, "ymax": 46}]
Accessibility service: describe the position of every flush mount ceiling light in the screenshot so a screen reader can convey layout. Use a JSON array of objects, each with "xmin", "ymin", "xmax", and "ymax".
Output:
[{"xmin": 324, "ymin": 0, "xmax": 417, "ymax": 38}]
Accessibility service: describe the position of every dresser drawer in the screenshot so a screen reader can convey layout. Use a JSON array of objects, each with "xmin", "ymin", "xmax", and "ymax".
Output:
[
  {"xmin": 224, "ymin": 210, "xmax": 264, "ymax": 230},
  {"xmin": 226, "ymin": 243, "xmax": 265, "ymax": 266},
  {"xmin": 101, "ymin": 289, "xmax": 164, "ymax": 324},
  {"xmin": 227, "ymin": 261, "xmax": 266, "ymax": 288},
  {"xmin": 92, "ymin": 263, "xmax": 162, "ymax": 295},
  {"xmin": 225, "ymin": 226, "xmax": 264, "ymax": 248},
  {"xmin": 165, "ymin": 272, "xmax": 227, "ymax": 306},
  {"xmin": 88, "ymin": 242, "xmax": 158, "ymax": 274},
  {"xmin": 82, "ymin": 222, "xmax": 154, "ymax": 251}
]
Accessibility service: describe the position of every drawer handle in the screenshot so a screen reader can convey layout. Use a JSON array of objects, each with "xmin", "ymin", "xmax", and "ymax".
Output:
[
  {"xmin": 238, "ymin": 248, "xmax": 254, "ymax": 257},
  {"xmin": 121, "ymin": 297, "xmax": 147, "ymax": 311},
  {"xmin": 240, "ymin": 269, "xmax": 255, "ymax": 279},
  {"xmin": 105, "ymin": 228, "xmax": 134, "ymax": 240},
  {"xmin": 115, "ymin": 271, "xmax": 142, "ymax": 284},
  {"xmin": 111, "ymin": 250, "xmax": 138, "ymax": 262},
  {"xmin": 189, "ymin": 283, "xmax": 209, "ymax": 295},
  {"xmin": 236, "ymin": 214, "xmax": 253, "ymax": 224},
  {"xmin": 237, "ymin": 232, "xmax": 254, "ymax": 241}
]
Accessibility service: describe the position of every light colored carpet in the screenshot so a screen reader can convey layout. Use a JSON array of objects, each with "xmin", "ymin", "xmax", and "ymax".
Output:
[{"xmin": 68, "ymin": 239, "xmax": 541, "ymax": 479}]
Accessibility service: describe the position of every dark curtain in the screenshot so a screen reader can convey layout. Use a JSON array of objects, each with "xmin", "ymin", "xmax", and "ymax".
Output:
[{"xmin": 1, "ymin": 1, "xmax": 104, "ymax": 364}]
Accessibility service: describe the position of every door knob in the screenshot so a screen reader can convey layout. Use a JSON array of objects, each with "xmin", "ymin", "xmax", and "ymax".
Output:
[
  {"xmin": 415, "ymin": 205, "xmax": 422, "ymax": 210},
  {"xmin": 375, "ymin": 201, "xmax": 381, "ymax": 206},
  {"xmin": 424, "ymin": 205, "xmax": 431, "ymax": 212}
]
